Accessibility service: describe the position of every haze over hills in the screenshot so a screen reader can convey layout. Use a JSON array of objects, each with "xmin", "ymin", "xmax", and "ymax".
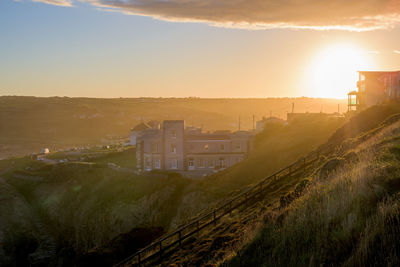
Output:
[
  {"xmin": 2, "ymin": 0, "xmax": 400, "ymax": 266},
  {"xmin": 0, "ymin": 102, "xmax": 348, "ymax": 266},
  {"xmin": 0, "ymin": 96, "xmax": 346, "ymax": 159},
  {"xmin": 2, "ymin": 103, "xmax": 400, "ymax": 266}
]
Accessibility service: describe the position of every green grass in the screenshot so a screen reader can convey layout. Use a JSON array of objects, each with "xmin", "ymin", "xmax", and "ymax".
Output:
[{"xmin": 87, "ymin": 147, "xmax": 137, "ymax": 168}]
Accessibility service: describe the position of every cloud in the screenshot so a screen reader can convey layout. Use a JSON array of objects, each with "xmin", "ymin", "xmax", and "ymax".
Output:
[
  {"xmin": 31, "ymin": 0, "xmax": 400, "ymax": 31},
  {"xmin": 394, "ymin": 50, "xmax": 400, "ymax": 54},
  {"xmin": 32, "ymin": 0, "xmax": 72, "ymax": 6}
]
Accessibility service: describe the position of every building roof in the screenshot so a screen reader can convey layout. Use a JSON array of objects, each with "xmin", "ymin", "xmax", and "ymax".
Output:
[
  {"xmin": 348, "ymin": 91, "xmax": 358, "ymax": 95},
  {"xmin": 163, "ymin": 120, "xmax": 184, "ymax": 123},
  {"xmin": 185, "ymin": 134, "xmax": 231, "ymax": 141},
  {"xmin": 131, "ymin": 122, "xmax": 150, "ymax": 131},
  {"xmin": 358, "ymin": 70, "xmax": 400, "ymax": 74},
  {"xmin": 259, "ymin": 116, "xmax": 285, "ymax": 123}
]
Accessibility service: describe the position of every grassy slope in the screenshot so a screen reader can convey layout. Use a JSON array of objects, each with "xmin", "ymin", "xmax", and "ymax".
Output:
[
  {"xmin": 0, "ymin": 112, "xmax": 347, "ymax": 264},
  {"xmin": 163, "ymin": 116, "xmax": 347, "ymax": 228},
  {"xmin": 226, "ymin": 110, "xmax": 400, "ymax": 267},
  {"xmin": 47, "ymin": 146, "xmax": 137, "ymax": 168},
  {"xmin": 146, "ymin": 105, "xmax": 400, "ymax": 267}
]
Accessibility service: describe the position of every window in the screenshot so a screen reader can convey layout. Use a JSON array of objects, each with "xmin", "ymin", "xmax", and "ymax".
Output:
[
  {"xmin": 154, "ymin": 159, "xmax": 161, "ymax": 169},
  {"xmin": 171, "ymin": 144, "xmax": 177, "ymax": 153},
  {"xmin": 188, "ymin": 158, "xmax": 194, "ymax": 167},
  {"xmin": 220, "ymin": 144, "xmax": 225, "ymax": 151},
  {"xmin": 170, "ymin": 130, "xmax": 177, "ymax": 138},
  {"xmin": 204, "ymin": 144, "xmax": 209, "ymax": 151},
  {"xmin": 198, "ymin": 158, "xmax": 205, "ymax": 168},
  {"xmin": 145, "ymin": 157, "xmax": 152, "ymax": 169},
  {"xmin": 219, "ymin": 158, "xmax": 226, "ymax": 168},
  {"xmin": 209, "ymin": 159, "xmax": 214, "ymax": 168},
  {"xmin": 171, "ymin": 159, "xmax": 178, "ymax": 169},
  {"xmin": 235, "ymin": 143, "xmax": 241, "ymax": 151}
]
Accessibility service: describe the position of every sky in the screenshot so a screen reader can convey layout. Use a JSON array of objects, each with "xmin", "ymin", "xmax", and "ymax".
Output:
[{"xmin": 1, "ymin": 0, "xmax": 400, "ymax": 98}]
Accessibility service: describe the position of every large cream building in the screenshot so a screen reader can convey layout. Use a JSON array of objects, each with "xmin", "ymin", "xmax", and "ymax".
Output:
[{"xmin": 136, "ymin": 120, "xmax": 254, "ymax": 175}]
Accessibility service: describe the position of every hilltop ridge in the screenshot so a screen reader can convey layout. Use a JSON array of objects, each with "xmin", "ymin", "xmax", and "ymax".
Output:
[{"xmin": 0, "ymin": 96, "xmax": 345, "ymax": 159}]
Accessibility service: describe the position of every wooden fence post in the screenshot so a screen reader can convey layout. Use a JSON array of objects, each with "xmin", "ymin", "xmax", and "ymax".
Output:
[
  {"xmin": 159, "ymin": 241, "xmax": 162, "ymax": 260},
  {"xmin": 213, "ymin": 210, "xmax": 216, "ymax": 225}
]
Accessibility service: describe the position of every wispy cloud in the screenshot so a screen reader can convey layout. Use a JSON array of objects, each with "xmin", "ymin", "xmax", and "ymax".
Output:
[
  {"xmin": 29, "ymin": 0, "xmax": 400, "ymax": 31},
  {"xmin": 394, "ymin": 50, "xmax": 400, "ymax": 54},
  {"xmin": 32, "ymin": 0, "xmax": 72, "ymax": 7}
]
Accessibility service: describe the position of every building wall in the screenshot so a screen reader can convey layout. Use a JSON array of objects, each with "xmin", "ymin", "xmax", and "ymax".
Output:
[
  {"xmin": 136, "ymin": 129, "xmax": 163, "ymax": 171},
  {"xmin": 142, "ymin": 133, "xmax": 163, "ymax": 171},
  {"xmin": 136, "ymin": 121, "xmax": 254, "ymax": 174},
  {"xmin": 163, "ymin": 121, "xmax": 185, "ymax": 170},
  {"xmin": 185, "ymin": 153, "xmax": 244, "ymax": 171},
  {"xmin": 360, "ymin": 72, "xmax": 400, "ymax": 108},
  {"xmin": 185, "ymin": 139, "xmax": 231, "ymax": 154},
  {"xmin": 386, "ymin": 73, "xmax": 400, "ymax": 99},
  {"xmin": 364, "ymin": 74, "xmax": 386, "ymax": 107},
  {"xmin": 130, "ymin": 130, "xmax": 141, "ymax": 145}
]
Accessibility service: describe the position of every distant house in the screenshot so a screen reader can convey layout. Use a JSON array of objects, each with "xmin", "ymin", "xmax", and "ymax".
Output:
[
  {"xmin": 130, "ymin": 121, "xmax": 161, "ymax": 145},
  {"xmin": 41, "ymin": 148, "xmax": 50, "ymax": 154},
  {"xmin": 348, "ymin": 71, "xmax": 400, "ymax": 111},
  {"xmin": 147, "ymin": 120, "xmax": 161, "ymax": 130},
  {"xmin": 256, "ymin": 117, "xmax": 286, "ymax": 133},
  {"xmin": 136, "ymin": 120, "xmax": 254, "ymax": 175},
  {"xmin": 130, "ymin": 122, "xmax": 150, "ymax": 145}
]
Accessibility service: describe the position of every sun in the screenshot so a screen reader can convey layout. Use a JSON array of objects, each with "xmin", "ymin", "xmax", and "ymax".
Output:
[{"xmin": 306, "ymin": 43, "xmax": 375, "ymax": 99}]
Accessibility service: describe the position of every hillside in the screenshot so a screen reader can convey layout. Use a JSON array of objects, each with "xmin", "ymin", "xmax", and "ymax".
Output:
[
  {"xmin": 0, "ymin": 106, "xmax": 347, "ymax": 266},
  {"xmin": 0, "ymin": 96, "xmax": 346, "ymax": 159},
  {"xmin": 133, "ymin": 104, "xmax": 400, "ymax": 267},
  {"xmin": 4, "ymin": 104, "xmax": 400, "ymax": 266},
  {"xmin": 226, "ymin": 112, "xmax": 400, "ymax": 266}
]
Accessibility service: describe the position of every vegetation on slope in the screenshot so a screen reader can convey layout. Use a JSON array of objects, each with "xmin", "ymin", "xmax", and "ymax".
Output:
[
  {"xmin": 0, "ymin": 111, "xmax": 346, "ymax": 265},
  {"xmin": 227, "ymin": 112, "xmax": 400, "ymax": 267}
]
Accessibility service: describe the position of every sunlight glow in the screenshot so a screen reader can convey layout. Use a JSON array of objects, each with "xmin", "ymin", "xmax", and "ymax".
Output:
[{"xmin": 307, "ymin": 43, "xmax": 375, "ymax": 99}]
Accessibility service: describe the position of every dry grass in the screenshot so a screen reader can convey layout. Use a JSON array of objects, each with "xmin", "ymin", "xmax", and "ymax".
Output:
[{"xmin": 226, "ymin": 114, "xmax": 400, "ymax": 267}]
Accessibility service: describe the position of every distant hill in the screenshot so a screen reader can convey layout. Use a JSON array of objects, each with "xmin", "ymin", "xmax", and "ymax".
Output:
[{"xmin": 0, "ymin": 96, "xmax": 346, "ymax": 158}]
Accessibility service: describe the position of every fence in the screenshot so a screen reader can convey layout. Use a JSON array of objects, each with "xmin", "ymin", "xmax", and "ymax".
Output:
[{"xmin": 115, "ymin": 146, "xmax": 333, "ymax": 267}]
